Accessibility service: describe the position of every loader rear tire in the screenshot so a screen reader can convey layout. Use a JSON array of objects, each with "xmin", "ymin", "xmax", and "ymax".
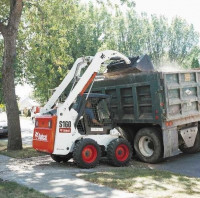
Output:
[
  {"xmin": 107, "ymin": 138, "xmax": 132, "ymax": 167},
  {"xmin": 51, "ymin": 153, "xmax": 72, "ymax": 163},
  {"xmin": 73, "ymin": 138, "xmax": 101, "ymax": 169}
]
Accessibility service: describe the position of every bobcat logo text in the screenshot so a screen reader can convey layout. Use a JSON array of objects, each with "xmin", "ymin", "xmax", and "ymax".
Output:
[{"xmin": 59, "ymin": 121, "xmax": 71, "ymax": 133}]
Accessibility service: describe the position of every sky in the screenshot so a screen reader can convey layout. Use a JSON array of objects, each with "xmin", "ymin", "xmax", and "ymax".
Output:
[
  {"xmin": 16, "ymin": 83, "xmax": 33, "ymax": 100},
  {"xmin": 134, "ymin": 0, "xmax": 200, "ymax": 32},
  {"xmin": 16, "ymin": 0, "xmax": 200, "ymax": 99}
]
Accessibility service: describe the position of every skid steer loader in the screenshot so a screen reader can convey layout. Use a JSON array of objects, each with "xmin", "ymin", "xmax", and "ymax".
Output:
[{"xmin": 32, "ymin": 50, "xmax": 133, "ymax": 168}]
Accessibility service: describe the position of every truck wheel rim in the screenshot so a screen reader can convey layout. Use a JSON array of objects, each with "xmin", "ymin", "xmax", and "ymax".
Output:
[
  {"xmin": 139, "ymin": 136, "xmax": 154, "ymax": 157},
  {"xmin": 82, "ymin": 145, "xmax": 97, "ymax": 163},
  {"xmin": 115, "ymin": 144, "xmax": 129, "ymax": 161}
]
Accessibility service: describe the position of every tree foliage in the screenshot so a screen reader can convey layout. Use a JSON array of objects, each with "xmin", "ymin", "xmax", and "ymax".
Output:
[
  {"xmin": 1, "ymin": 0, "xmax": 199, "ymax": 103},
  {"xmin": 22, "ymin": 0, "xmax": 114, "ymax": 103},
  {"xmin": 168, "ymin": 18, "xmax": 199, "ymax": 65},
  {"xmin": 191, "ymin": 57, "xmax": 200, "ymax": 68},
  {"xmin": 23, "ymin": 1, "xmax": 71, "ymax": 102}
]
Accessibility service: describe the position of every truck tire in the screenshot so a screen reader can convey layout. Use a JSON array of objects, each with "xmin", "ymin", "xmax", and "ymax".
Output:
[
  {"xmin": 134, "ymin": 128, "xmax": 163, "ymax": 163},
  {"xmin": 51, "ymin": 153, "xmax": 72, "ymax": 163},
  {"xmin": 73, "ymin": 138, "xmax": 101, "ymax": 168},
  {"xmin": 179, "ymin": 131, "xmax": 200, "ymax": 154},
  {"xmin": 107, "ymin": 138, "xmax": 132, "ymax": 167}
]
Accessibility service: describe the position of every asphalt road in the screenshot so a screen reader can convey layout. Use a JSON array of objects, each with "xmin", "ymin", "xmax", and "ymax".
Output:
[
  {"xmin": 20, "ymin": 116, "xmax": 34, "ymax": 145},
  {"xmin": 148, "ymin": 152, "xmax": 200, "ymax": 178}
]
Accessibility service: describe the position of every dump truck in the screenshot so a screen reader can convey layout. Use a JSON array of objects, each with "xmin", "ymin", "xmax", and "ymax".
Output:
[{"xmin": 92, "ymin": 59, "xmax": 200, "ymax": 163}]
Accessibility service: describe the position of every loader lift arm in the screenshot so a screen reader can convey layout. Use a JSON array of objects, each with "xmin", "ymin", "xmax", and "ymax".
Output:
[
  {"xmin": 41, "ymin": 56, "xmax": 93, "ymax": 114},
  {"xmin": 41, "ymin": 50, "xmax": 130, "ymax": 115},
  {"xmin": 62, "ymin": 50, "xmax": 130, "ymax": 111}
]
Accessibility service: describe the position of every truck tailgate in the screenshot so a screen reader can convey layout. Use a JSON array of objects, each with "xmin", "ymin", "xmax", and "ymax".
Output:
[{"xmin": 163, "ymin": 71, "xmax": 200, "ymax": 120}]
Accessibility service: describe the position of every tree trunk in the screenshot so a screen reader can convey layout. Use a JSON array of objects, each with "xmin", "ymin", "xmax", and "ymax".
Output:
[
  {"xmin": 2, "ymin": 33, "xmax": 22, "ymax": 150},
  {"xmin": 0, "ymin": 0, "xmax": 23, "ymax": 150}
]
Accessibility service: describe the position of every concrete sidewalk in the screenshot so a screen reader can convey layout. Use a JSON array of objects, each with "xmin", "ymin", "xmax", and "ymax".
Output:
[{"xmin": 0, "ymin": 155, "xmax": 140, "ymax": 198}]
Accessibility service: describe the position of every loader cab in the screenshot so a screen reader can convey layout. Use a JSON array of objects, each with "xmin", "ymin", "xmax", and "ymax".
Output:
[{"xmin": 72, "ymin": 93, "xmax": 113, "ymax": 135}]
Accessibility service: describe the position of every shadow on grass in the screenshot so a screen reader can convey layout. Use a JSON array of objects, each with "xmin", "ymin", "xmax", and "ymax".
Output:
[
  {"xmin": 0, "ymin": 179, "xmax": 49, "ymax": 198},
  {"xmin": 79, "ymin": 167, "xmax": 200, "ymax": 198}
]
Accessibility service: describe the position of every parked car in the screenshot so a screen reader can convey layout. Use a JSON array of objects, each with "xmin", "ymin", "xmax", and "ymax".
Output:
[
  {"xmin": 0, "ymin": 121, "xmax": 8, "ymax": 137},
  {"xmin": 0, "ymin": 112, "xmax": 8, "ymax": 137}
]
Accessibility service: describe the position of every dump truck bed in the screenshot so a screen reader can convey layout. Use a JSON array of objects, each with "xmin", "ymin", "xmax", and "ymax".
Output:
[{"xmin": 92, "ymin": 71, "xmax": 200, "ymax": 126}]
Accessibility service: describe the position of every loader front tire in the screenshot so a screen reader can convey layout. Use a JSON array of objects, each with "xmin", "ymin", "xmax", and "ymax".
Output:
[
  {"xmin": 73, "ymin": 138, "xmax": 101, "ymax": 169},
  {"xmin": 107, "ymin": 138, "xmax": 132, "ymax": 167}
]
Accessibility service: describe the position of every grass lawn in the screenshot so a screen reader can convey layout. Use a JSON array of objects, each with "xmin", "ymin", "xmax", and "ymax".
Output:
[
  {"xmin": 0, "ymin": 141, "xmax": 7, "ymax": 151},
  {"xmin": 0, "ymin": 142, "xmax": 44, "ymax": 159},
  {"xmin": 78, "ymin": 167, "xmax": 200, "ymax": 198},
  {"xmin": 0, "ymin": 179, "xmax": 49, "ymax": 198}
]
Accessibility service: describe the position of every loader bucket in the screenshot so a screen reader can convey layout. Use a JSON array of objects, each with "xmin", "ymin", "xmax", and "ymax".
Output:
[
  {"xmin": 105, "ymin": 54, "xmax": 154, "ymax": 78},
  {"xmin": 135, "ymin": 54, "xmax": 154, "ymax": 72}
]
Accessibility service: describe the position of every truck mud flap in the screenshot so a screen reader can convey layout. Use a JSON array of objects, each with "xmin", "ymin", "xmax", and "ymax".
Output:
[
  {"xmin": 180, "ymin": 126, "xmax": 198, "ymax": 148},
  {"xmin": 163, "ymin": 127, "xmax": 179, "ymax": 158}
]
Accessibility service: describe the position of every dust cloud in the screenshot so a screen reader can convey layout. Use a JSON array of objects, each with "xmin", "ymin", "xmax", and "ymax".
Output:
[{"xmin": 157, "ymin": 62, "xmax": 185, "ymax": 72}]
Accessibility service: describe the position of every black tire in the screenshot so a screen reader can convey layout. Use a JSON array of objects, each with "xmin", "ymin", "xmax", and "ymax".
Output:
[
  {"xmin": 179, "ymin": 130, "xmax": 200, "ymax": 154},
  {"xmin": 107, "ymin": 138, "xmax": 132, "ymax": 167},
  {"xmin": 51, "ymin": 153, "xmax": 73, "ymax": 163},
  {"xmin": 134, "ymin": 127, "xmax": 163, "ymax": 163},
  {"xmin": 73, "ymin": 138, "xmax": 101, "ymax": 168}
]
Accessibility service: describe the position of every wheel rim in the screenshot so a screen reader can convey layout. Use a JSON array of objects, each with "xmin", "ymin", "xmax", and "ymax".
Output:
[
  {"xmin": 82, "ymin": 145, "xmax": 97, "ymax": 163},
  {"xmin": 115, "ymin": 144, "xmax": 129, "ymax": 161},
  {"xmin": 138, "ymin": 136, "xmax": 154, "ymax": 157}
]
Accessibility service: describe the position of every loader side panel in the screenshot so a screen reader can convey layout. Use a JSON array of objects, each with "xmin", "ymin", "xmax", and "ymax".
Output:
[{"xmin": 33, "ymin": 115, "xmax": 57, "ymax": 153}]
